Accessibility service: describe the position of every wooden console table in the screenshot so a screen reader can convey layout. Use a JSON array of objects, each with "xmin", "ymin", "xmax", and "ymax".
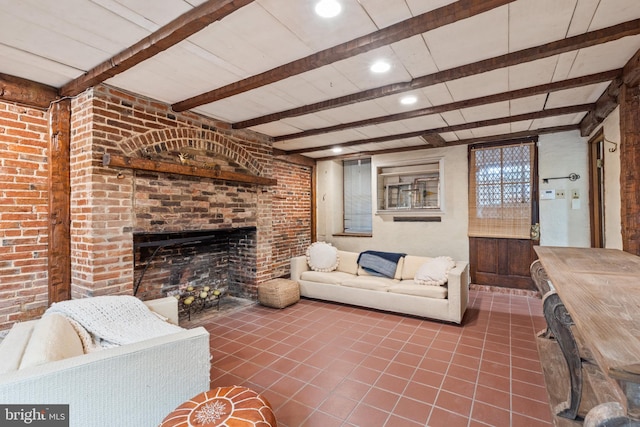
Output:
[{"xmin": 533, "ymin": 247, "xmax": 640, "ymax": 426}]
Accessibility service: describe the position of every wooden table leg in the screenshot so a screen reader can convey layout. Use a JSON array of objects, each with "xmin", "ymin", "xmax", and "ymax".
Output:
[{"xmin": 543, "ymin": 291, "xmax": 583, "ymax": 420}]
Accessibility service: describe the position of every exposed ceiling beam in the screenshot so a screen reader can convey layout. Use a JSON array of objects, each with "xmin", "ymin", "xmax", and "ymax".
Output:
[
  {"xmin": 580, "ymin": 47, "xmax": 640, "ymax": 136},
  {"xmin": 171, "ymin": 0, "xmax": 516, "ymax": 112},
  {"xmin": 235, "ymin": 19, "xmax": 640, "ymax": 129},
  {"xmin": 316, "ymin": 125, "xmax": 580, "ymax": 161},
  {"xmin": 623, "ymin": 47, "xmax": 640, "ymax": 87},
  {"xmin": 420, "ymin": 134, "xmax": 446, "ymax": 147},
  {"xmin": 0, "ymin": 73, "xmax": 59, "ymax": 109},
  {"xmin": 272, "ymin": 151, "xmax": 316, "ymax": 167},
  {"xmin": 273, "ymin": 69, "xmax": 619, "ymax": 141},
  {"xmin": 286, "ymin": 104, "xmax": 592, "ymax": 155},
  {"xmin": 579, "ymin": 77, "xmax": 622, "ymax": 137},
  {"xmin": 60, "ymin": 0, "xmax": 255, "ymax": 97},
  {"xmin": 443, "ymin": 125, "xmax": 579, "ymax": 148}
]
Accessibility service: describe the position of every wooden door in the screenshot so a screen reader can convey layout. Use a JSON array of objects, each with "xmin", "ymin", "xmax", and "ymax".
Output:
[
  {"xmin": 588, "ymin": 130, "xmax": 605, "ymax": 248},
  {"xmin": 469, "ymin": 237, "xmax": 537, "ymax": 290},
  {"xmin": 468, "ymin": 140, "xmax": 539, "ymax": 291}
]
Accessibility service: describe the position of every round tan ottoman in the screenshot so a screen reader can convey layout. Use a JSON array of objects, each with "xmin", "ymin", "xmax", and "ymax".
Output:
[
  {"xmin": 160, "ymin": 386, "xmax": 277, "ymax": 427},
  {"xmin": 258, "ymin": 278, "xmax": 300, "ymax": 309}
]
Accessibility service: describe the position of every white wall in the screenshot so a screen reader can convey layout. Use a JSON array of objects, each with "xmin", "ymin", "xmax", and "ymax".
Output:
[
  {"xmin": 538, "ymin": 131, "xmax": 591, "ymax": 247},
  {"xmin": 315, "ymin": 125, "xmax": 623, "ymax": 261},
  {"xmin": 316, "ymin": 145, "xmax": 469, "ymax": 261},
  {"xmin": 591, "ymin": 107, "xmax": 623, "ymax": 249}
]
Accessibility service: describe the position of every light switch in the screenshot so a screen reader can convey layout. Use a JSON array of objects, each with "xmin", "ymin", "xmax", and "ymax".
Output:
[{"xmin": 572, "ymin": 199, "xmax": 581, "ymax": 210}]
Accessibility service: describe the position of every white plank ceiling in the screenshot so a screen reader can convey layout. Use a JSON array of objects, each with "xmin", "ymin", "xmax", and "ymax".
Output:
[{"xmin": 1, "ymin": 0, "xmax": 639, "ymax": 158}]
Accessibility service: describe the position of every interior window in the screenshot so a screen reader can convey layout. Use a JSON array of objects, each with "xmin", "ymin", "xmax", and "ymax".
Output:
[{"xmin": 343, "ymin": 158, "xmax": 372, "ymax": 233}]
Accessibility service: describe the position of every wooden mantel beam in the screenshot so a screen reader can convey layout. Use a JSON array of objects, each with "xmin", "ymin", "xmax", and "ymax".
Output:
[
  {"xmin": 0, "ymin": 73, "xmax": 59, "ymax": 109},
  {"xmin": 60, "ymin": 0, "xmax": 255, "ymax": 97},
  {"xmin": 103, "ymin": 153, "xmax": 277, "ymax": 186}
]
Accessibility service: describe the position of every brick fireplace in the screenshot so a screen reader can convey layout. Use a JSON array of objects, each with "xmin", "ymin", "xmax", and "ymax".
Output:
[
  {"xmin": 68, "ymin": 85, "xmax": 278, "ymax": 302},
  {"xmin": 0, "ymin": 84, "xmax": 312, "ymax": 330}
]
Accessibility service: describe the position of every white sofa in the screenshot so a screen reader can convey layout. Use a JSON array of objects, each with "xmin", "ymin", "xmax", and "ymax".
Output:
[
  {"xmin": 291, "ymin": 249, "xmax": 470, "ymax": 324},
  {"xmin": 0, "ymin": 297, "xmax": 210, "ymax": 427}
]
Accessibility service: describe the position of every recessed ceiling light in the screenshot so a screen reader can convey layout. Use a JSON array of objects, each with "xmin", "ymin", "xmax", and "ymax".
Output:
[
  {"xmin": 315, "ymin": 0, "xmax": 341, "ymax": 18},
  {"xmin": 370, "ymin": 60, "xmax": 391, "ymax": 73},
  {"xmin": 400, "ymin": 95, "xmax": 417, "ymax": 105},
  {"xmin": 332, "ymin": 147, "xmax": 343, "ymax": 153}
]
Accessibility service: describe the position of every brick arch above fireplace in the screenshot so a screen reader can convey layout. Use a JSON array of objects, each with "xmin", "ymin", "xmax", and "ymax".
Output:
[{"xmin": 118, "ymin": 127, "xmax": 266, "ymax": 177}]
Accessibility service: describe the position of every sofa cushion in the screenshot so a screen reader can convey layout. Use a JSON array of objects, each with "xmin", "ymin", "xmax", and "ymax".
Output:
[
  {"xmin": 19, "ymin": 313, "xmax": 84, "ymax": 370},
  {"xmin": 341, "ymin": 277, "xmax": 394, "ymax": 291},
  {"xmin": 306, "ymin": 241, "xmax": 339, "ymax": 272},
  {"xmin": 300, "ymin": 270, "xmax": 354, "ymax": 285},
  {"xmin": 415, "ymin": 256, "xmax": 455, "ymax": 286},
  {"xmin": 388, "ymin": 282, "xmax": 448, "ymax": 299},
  {"xmin": 0, "ymin": 320, "xmax": 37, "ymax": 373},
  {"xmin": 401, "ymin": 255, "xmax": 432, "ymax": 280},
  {"xmin": 336, "ymin": 250, "xmax": 359, "ymax": 275}
]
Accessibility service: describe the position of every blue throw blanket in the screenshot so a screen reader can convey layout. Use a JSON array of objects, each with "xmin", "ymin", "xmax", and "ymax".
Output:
[{"xmin": 357, "ymin": 250, "xmax": 406, "ymax": 278}]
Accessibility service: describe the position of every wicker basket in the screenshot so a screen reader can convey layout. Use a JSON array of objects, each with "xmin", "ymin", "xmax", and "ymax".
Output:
[{"xmin": 258, "ymin": 278, "xmax": 300, "ymax": 309}]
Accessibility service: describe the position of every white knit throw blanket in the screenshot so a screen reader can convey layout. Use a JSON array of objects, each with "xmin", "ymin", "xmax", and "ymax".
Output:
[{"xmin": 45, "ymin": 296, "xmax": 183, "ymax": 352}]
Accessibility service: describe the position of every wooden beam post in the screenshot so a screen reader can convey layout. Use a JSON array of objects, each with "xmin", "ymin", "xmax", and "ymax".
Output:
[
  {"xmin": 48, "ymin": 99, "xmax": 72, "ymax": 304},
  {"xmin": 619, "ymin": 49, "xmax": 640, "ymax": 255}
]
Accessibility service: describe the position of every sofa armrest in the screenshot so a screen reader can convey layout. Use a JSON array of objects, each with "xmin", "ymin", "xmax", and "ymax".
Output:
[
  {"xmin": 446, "ymin": 261, "xmax": 470, "ymax": 324},
  {"xmin": 0, "ymin": 327, "xmax": 210, "ymax": 427},
  {"xmin": 144, "ymin": 296, "xmax": 179, "ymax": 325},
  {"xmin": 290, "ymin": 255, "xmax": 309, "ymax": 282},
  {"xmin": 0, "ymin": 320, "xmax": 38, "ymax": 374}
]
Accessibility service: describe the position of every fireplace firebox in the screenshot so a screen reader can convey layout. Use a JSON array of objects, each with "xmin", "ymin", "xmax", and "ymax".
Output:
[{"xmin": 133, "ymin": 227, "xmax": 257, "ymax": 301}]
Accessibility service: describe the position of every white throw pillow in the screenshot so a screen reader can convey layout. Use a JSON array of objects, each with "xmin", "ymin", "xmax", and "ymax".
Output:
[
  {"xmin": 19, "ymin": 313, "xmax": 84, "ymax": 370},
  {"xmin": 306, "ymin": 241, "xmax": 339, "ymax": 272},
  {"xmin": 414, "ymin": 256, "xmax": 455, "ymax": 286}
]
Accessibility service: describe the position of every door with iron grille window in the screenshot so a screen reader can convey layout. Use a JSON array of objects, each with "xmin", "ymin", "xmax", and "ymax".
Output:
[{"xmin": 468, "ymin": 140, "xmax": 539, "ymax": 290}]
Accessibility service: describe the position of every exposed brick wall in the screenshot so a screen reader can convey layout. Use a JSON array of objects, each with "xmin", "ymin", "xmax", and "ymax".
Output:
[
  {"xmin": 69, "ymin": 89, "xmax": 134, "ymax": 299},
  {"xmin": 0, "ymin": 101, "xmax": 49, "ymax": 329},
  {"xmin": 0, "ymin": 84, "xmax": 313, "ymax": 330},
  {"xmin": 271, "ymin": 159, "xmax": 312, "ymax": 277},
  {"xmin": 132, "ymin": 171, "xmax": 258, "ymax": 232}
]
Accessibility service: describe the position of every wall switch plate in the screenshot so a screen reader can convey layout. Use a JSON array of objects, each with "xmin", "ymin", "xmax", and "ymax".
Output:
[{"xmin": 555, "ymin": 189, "xmax": 565, "ymax": 199}]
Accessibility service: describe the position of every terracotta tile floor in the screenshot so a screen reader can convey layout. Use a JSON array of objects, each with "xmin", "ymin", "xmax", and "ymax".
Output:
[{"xmin": 185, "ymin": 290, "xmax": 553, "ymax": 427}]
